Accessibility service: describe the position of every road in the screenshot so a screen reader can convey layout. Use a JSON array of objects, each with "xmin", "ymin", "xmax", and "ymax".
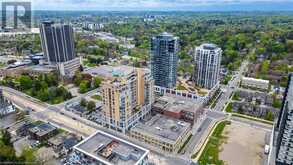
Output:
[
  {"xmin": 181, "ymin": 110, "xmax": 227, "ymax": 158},
  {"xmin": 0, "ymin": 59, "xmax": 251, "ymax": 164},
  {"xmin": 212, "ymin": 60, "xmax": 249, "ymax": 112},
  {"xmin": 1, "ymin": 86, "xmax": 191, "ymax": 165}
]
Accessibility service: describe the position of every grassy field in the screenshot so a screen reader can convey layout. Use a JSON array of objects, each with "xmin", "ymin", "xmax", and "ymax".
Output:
[{"xmin": 198, "ymin": 120, "xmax": 231, "ymax": 165}]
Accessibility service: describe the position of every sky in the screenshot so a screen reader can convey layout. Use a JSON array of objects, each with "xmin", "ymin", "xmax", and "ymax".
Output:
[{"xmin": 24, "ymin": 0, "xmax": 293, "ymax": 11}]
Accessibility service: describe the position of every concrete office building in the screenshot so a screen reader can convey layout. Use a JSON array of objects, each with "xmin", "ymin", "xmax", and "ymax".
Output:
[
  {"xmin": 40, "ymin": 21, "xmax": 80, "ymax": 77},
  {"xmin": 274, "ymin": 73, "xmax": 293, "ymax": 165},
  {"xmin": 130, "ymin": 114, "xmax": 191, "ymax": 153},
  {"xmin": 193, "ymin": 43, "xmax": 222, "ymax": 89},
  {"xmin": 57, "ymin": 57, "xmax": 81, "ymax": 77},
  {"xmin": 28, "ymin": 123, "xmax": 58, "ymax": 141},
  {"xmin": 150, "ymin": 32, "xmax": 179, "ymax": 88},
  {"xmin": 84, "ymin": 65, "xmax": 154, "ymax": 133},
  {"xmin": 151, "ymin": 96, "xmax": 205, "ymax": 125}
]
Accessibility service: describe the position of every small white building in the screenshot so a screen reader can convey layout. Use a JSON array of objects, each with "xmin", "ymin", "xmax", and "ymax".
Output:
[
  {"xmin": 241, "ymin": 77, "xmax": 270, "ymax": 91},
  {"xmin": 57, "ymin": 57, "xmax": 81, "ymax": 78}
]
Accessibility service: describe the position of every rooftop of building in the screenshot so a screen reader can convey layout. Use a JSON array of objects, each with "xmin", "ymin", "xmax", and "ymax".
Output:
[
  {"xmin": 41, "ymin": 21, "xmax": 54, "ymax": 25},
  {"xmin": 84, "ymin": 65, "xmax": 134, "ymax": 78},
  {"xmin": 153, "ymin": 96, "xmax": 201, "ymax": 113},
  {"xmin": 200, "ymin": 43, "xmax": 220, "ymax": 50},
  {"xmin": 154, "ymin": 32, "xmax": 178, "ymax": 40},
  {"xmin": 242, "ymin": 77, "xmax": 270, "ymax": 83},
  {"xmin": 26, "ymin": 65, "xmax": 56, "ymax": 73},
  {"xmin": 159, "ymin": 32, "xmax": 173, "ymax": 37},
  {"xmin": 28, "ymin": 123, "xmax": 57, "ymax": 137},
  {"xmin": 7, "ymin": 118, "xmax": 33, "ymax": 133},
  {"xmin": 48, "ymin": 133, "xmax": 79, "ymax": 149},
  {"xmin": 73, "ymin": 130, "xmax": 149, "ymax": 165},
  {"xmin": 131, "ymin": 114, "xmax": 191, "ymax": 143},
  {"xmin": 83, "ymin": 65, "xmax": 149, "ymax": 78}
]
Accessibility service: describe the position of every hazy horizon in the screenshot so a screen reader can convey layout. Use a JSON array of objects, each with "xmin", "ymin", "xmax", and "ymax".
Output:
[{"xmin": 4, "ymin": 0, "xmax": 293, "ymax": 11}]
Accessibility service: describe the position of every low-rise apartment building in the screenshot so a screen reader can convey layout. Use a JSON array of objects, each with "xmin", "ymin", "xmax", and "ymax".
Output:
[{"xmin": 241, "ymin": 77, "xmax": 269, "ymax": 91}]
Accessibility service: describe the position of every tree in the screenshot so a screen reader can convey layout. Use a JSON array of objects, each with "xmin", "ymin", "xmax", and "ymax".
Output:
[
  {"xmin": 265, "ymin": 111, "xmax": 274, "ymax": 121},
  {"xmin": 87, "ymin": 101, "xmax": 96, "ymax": 112},
  {"xmin": 260, "ymin": 60, "xmax": 270, "ymax": 75},
  {"xmin": 37, "ymin": 89, "xmax": 49, "ymax": 102},
  {"xmin": 0, "ymin": 145, "xmax": 17, "ymax": 161},
  {"xmin": 0, "ymin": 130, "xmax": 17, "ymax": 162},
  {"xmin": 286, "ymin": 39, "xmax": 293, "ymax": 52},
  {"xmin": 93, "ymin": 76, "xmax": 102, "ymax": 88},
  {"xmin": 272, "ymin": 98, "xmax": 282, "ymax": 108},
  {"xmin": 73, "ymin": 71, "xmax": 82, "ymax": 86},
  {"xmin": 18, "ymin": 75, "xmax": 33, "ymax": 90},
  {"xmin": 44, "ymin": 73, "xmax": 58, "ymax": 86},
  {"xmin": 18, "ymin": 147, "xmax": 37, "ymax": 163},
  {"xmin": 80, "ymin": 98, "xmax": 87, "ymax": 107},
  {"xmin": 1, "ymin": 130, "xmax": 12, "ymax": 146},
  {"xmin": 79, "ymin": 80, "xmax": 90, "ymax": 93},
  {"xmin": 7, "ymin": 59, "xmax": 16, "ymax": 65}
]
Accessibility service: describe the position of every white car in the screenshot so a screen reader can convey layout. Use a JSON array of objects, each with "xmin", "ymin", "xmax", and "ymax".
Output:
[{"xmin": 264, "ymin": 145, "xmax": 270, "ymax": 154}]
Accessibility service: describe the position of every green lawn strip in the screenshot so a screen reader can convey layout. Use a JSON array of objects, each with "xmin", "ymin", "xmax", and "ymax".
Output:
[
  {"xmin": 231, "ymin": 113, "xmax": 273, "ymax": 125},
  {"xmin": 91, "ymin": 95, "xmax": 102, "ymax": 101},
  {"xmin": 178, "ymin": 134, "xmax": 193, "ymax": 154},
  {"xmin": 198, "ymin": 120, "xmax": 231, "ymax": 165},
  {"xmin": 225, "ymin": 103, "xmax": 233, "ymax": 113},
  {"xmin": 176, "ymin": 84, "xmax": 187, "ymax": 90}
]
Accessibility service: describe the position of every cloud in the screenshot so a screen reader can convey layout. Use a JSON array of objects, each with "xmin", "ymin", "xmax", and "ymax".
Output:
[{"xmin": 29, "ymin": 0, "xmax": 293, "ymax": 10}]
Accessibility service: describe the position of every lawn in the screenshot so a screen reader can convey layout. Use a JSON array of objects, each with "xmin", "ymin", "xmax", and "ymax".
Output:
[
  {"xmin": 225, "ymin": 103, "xmax": 233, "ymax": 113},
  {"xmin": 176, "ymin": 84, "xmax": 187, "ymax": 90},
  {"xmin": 198, "ymin": 120, "xmax": 231, "ymax": 165},
  {"xmin": 221, "ymin": 74, "xmax": 232, "ymax": 85},
  {"xmin": 91, "ymin": 95, "xmax": 102, "ymax": 101}
]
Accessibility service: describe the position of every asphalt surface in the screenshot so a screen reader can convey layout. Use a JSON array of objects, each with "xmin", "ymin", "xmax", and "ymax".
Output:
[{"xmin": 212, "ymin": 60, "xmax": 249, "ymax": 112}]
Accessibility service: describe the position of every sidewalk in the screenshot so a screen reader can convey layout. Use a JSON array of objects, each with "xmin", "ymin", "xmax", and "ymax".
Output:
[{"xmin": 192, "ymin": 118, "xmax": 227, "ymax": 162}]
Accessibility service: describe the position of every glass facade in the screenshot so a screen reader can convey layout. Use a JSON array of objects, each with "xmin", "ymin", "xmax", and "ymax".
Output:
[{"xmin": 150, "ymin": 32, "xmax": 179, "ymax": 88}]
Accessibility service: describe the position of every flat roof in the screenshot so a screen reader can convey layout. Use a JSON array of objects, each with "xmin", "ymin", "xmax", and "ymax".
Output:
[
  {"xmin": 48, "ymin": 133, "xmax": 78, "ymax": 149},
  {"xmin": 83, "ymin": 65, "xmax": 136, "ymax": 78},
  {"xmin": 29, "ymin": 123, "xmax": 57, "ymax": 137},
  {"xmin": 131, "ymin": 114, "xmax": 191, "ymax": 143},
  {"xmin": 27, "ymin": 65, "xmax": 56, "ymax": 72},
  {"xmin": 242, "ymin": 77, "xmax": 269, "ymax": 83},
  {"xmin": 73, "ymin": 130, "xmax": 149, "ymax": 165},
  {"xmin": 153, "ymin": 96, "xmax": 201, "ymax": 113},
  {"xmin": 200, "ymin": 43, "xmax": 219, "ymax": 50}
]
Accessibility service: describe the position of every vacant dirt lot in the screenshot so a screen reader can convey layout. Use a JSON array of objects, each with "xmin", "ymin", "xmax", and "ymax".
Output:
[{"xmin": 219, "ymin": 121, "xmax": 267, "ymax": 165}]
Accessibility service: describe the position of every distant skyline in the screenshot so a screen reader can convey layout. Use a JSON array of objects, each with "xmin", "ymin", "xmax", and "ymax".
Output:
[{"xmin": 26, "ymin": 0, "xmax": 293, "ymax": 11}]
